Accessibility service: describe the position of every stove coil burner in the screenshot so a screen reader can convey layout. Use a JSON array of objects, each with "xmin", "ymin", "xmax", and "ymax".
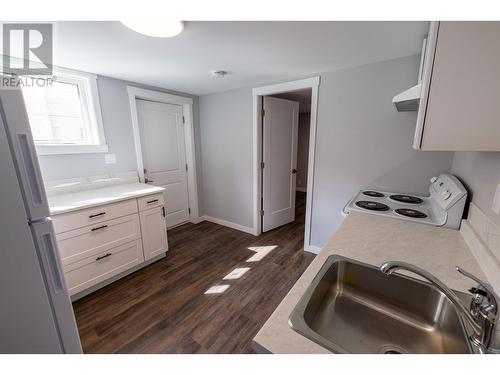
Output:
[
  {"xmin": 362, "ymin": 191, "xmax": 385, "ymax": 198},
  {"xmin": 390, "ymin": 194, "xmax": 423, "ymax": 204},
  {"xmin": 355, "ymin": 201, "xmax": 390, "ymax": 211},
  {"xmin": 395, "ymin": 208, "xmax": 427, "ymax": 218}
]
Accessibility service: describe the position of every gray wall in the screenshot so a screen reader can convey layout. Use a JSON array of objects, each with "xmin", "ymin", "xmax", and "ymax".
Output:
[
  {"xmin": 297, "ymin": 113, "xmax": 310, "ymax": 191},
  {"xmin": 199, "ymin": 55, "xmax": 455, "ymax": 246},
  {"xmin": 37, "ymin": 75, "xmax": 204, "ymax": 214},
  {"xmin": 199, "ymin": 89, "xmax": 254, "ymax": 228},
  {"xmin": 452, "ymin": 152, "xmax": 500, "ymax": 228},
  {"xmin": 310, "ymin": 55, "xmax": 454, "ymax": 246}
]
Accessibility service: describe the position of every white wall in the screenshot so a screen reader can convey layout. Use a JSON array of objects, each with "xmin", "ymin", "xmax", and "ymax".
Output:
[
  {"xmin": 310, "ymin": 55, "xmax": 454, "ymax": 246},
  {"xmin": 199, "ymin": 89, "xmax": 254, "ymax": 228},
  {"xmin": 37, "ymin": 75, "xmax": 204, "ymax": 214},
  {"xmin": 199, "ymin": 55, "xmax": 455, "ymax": 246},
  {"xmin": 452, "ymin": 152, "xmax": 500, "ymax": 228}
]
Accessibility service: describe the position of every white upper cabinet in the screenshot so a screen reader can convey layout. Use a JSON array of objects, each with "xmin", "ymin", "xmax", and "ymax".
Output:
[{"xmin": 414, "ymin": 21, "xmax": 500, "ymax": 151}]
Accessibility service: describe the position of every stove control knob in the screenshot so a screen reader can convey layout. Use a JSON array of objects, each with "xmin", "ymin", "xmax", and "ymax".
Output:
[
  {"xmin": 441, "ymin": 190, "xmax": 452, "ymax": 200},
  {"xmin": 430, "ymin": 176, "xmax": 438, "ymax": 183}
]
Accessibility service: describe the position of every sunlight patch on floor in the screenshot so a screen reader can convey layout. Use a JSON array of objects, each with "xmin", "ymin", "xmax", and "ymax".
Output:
[
  {"xmin": 223, "ymin": 267, "xmax": 251, "ymax": 280},
  {"xmin": 246, "ymin": 245, "xmax": 277, "ymax": 262},
  {"xmin": 204, "ymin": 285, "xmax": 230, "ymax": 294}
]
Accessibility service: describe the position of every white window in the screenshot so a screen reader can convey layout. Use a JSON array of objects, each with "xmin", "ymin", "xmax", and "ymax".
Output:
[{"xmin": 21, "ymin": 71, "xmax": 108, "ymax": 155}]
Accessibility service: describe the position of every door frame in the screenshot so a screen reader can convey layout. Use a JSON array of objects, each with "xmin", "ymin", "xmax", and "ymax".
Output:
[
  {"xmin": 252, "ymin": 76, "xmax": 320, "ymax": 253},
  {"xmin": 127, "ymin": 86, "xmax": 200, "ymax": 224}
]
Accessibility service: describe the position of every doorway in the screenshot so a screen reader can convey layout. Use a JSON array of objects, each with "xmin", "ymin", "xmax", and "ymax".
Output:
[
  {"xmin": 128, "ymin": 86, "xmax": 200, "ymax": 228},
  {"xmin": 252, "ymin": 77, "xmax": 320, "ymax": 252}
]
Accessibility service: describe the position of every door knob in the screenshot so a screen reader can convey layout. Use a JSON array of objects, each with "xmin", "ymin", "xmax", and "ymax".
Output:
[{"xmin": 292, "ymin": 169, "xmax": 298, "ymax": 174}]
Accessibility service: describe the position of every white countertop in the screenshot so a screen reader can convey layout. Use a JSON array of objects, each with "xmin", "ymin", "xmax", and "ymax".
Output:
[
  {"xmin": 48, "ymin": 183, "xmax": 165, "ymax": 215},
  {"xmin": 253, "ymin": 212, "xmax": 486, "ymax": 354}
]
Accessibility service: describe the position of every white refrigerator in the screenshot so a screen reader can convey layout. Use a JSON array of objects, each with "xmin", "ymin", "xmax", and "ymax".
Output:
[{"xmin": 0, "ymin": 85, "xmax": 82, "ymax": 353}]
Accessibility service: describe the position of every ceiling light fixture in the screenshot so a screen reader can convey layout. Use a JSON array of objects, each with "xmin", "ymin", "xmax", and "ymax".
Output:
[
  {"xmin": 121, "ymin": 21, "xmax": 184, "ymax": 38},
  {"xmin": 212, "ymin": 70, "xmax": 228, "ymax": 78}
]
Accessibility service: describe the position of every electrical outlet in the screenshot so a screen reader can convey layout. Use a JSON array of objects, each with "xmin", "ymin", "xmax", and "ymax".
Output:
[
  {"xmin": 104, "ymin": 153, "xmax": 117, "ymax": 164},
  {"xmin": 492, "ymin": 183, "xmax": 500, "ymax": 215}
]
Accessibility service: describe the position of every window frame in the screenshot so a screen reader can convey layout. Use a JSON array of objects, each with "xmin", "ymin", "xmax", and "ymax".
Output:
[{"xmin": 23, "ymin": 68, "xmax": 108, "ymax": 155}]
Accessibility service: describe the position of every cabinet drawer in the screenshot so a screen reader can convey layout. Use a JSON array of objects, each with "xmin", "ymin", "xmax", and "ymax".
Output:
[
  {"xmin": 64, "ymin": 239, "xmax": 144, "ymax": 296},
  {"xmin": 137, "ymin": 193, "xmax": 165, "ymax": 212},
  {"xmin": 56, "ymin": 214, "xmax": 141, "ymax": 266},
  {"xmin": 52, "ymin": 199, "xmax": 138, "ymax": 234}
]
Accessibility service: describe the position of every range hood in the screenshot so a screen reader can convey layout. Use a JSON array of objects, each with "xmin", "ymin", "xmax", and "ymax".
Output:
[
  {"xmin": 392, "ymin": 83, "xmax": 422, "ymax": 112},
  {"xmin": 392, "ymin": 38, "xmax": 427, "ymax": 112}
]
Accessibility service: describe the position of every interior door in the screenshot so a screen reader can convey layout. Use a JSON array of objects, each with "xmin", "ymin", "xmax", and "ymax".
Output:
[
  {"xmin": 262, "ymin": 96, "xmax": 299, "ymax": 232},
  {"xmin": 136, "ymin": 99, "xmax": 190, "ymax": 228}
]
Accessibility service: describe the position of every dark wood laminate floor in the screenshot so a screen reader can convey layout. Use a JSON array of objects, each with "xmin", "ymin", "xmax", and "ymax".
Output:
[{"xmin": 73, "ymin": 192, "xmax": 314, "ymax": 353}]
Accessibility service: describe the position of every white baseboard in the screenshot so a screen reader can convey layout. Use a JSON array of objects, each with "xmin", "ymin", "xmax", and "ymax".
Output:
[
  {"xmin": 305, "ymin": 244, "xmax": 322, "ymax": 254},
  {"xmin": 296, "ymin": 187, "xmax": 307, "ymax": 193},
  {"xmin": 200, "ymin": 215, "xmax": 256, "ymax": 235}
]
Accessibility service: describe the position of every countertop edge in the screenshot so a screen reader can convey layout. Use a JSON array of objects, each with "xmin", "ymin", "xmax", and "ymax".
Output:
[{"xmin": 49, "ymin": 183, "xmax": 166, "ymax": 216}]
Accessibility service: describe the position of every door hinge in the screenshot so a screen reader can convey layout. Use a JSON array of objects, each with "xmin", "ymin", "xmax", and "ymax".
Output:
[
  {"xmin": 185, "ymin": 163, "xmax": 188, "ymax": 171},
  {"xmin": 260, "ymin": 209, "xmax": 264, "ymax": 217},
  {"xmin": 182, "ymin": 116, "xmax": 185, "ymax": 124},
  {"xmin": 260, "ymin": 162, "xmax": 265, "ymax": 169},
  {"xmin": 261, "ymin": 109, "xmax": 265, "ymax": 117}
]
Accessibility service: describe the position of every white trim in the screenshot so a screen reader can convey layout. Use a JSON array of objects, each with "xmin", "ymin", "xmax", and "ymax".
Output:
[
  {"xmin": 127, "ymin": 86, "xmax": 193, "ymax": 105},
  {"xmin": 19, "ymin": 68, "xmax": 107, "ymax": 155},
  {"xmin": 127, "ymin": 85, "xmax": 199, "ymax": 223},
  {"xmin": 305, "ymin": 245, "xmax": 322, "ymax": 254},
  {"xmin": 252, "ymin": 77, "xmax": 320, "ymax": 96},
  {"xmin": 252, "ymin": 76, "xmax": 321, "ymax": 252},
  {"xmin": 200, "ymin": 215, "xmax": 255, "ymax": 235},
  {"xmin": 36, "ymin": 144, "xmax": 108, "ymax": 155}
]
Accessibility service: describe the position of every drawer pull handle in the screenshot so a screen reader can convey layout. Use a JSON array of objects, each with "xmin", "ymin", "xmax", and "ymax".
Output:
[
  {"xmin": 162, "ymin": 206, "xmax": 166, "ymax": 217},
  {"xmin": 91, "ymin": 225, "xmax": 108, "ymax": 232},
  {"xmin": 147, "ymin": 199, "xmax": 159, "ymax": 204},
  {"xmin": 95, "ymin": 253, "xmax": 112, "ymax": 261},
  {"xmin": 89, "ymin": 212, "xmax": 106, "ymax": 218}
]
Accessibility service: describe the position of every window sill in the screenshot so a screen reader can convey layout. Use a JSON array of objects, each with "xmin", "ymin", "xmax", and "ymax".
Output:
[{"xmin": 35, "ymin": 144, "xmax": 109, "ymax": 156}]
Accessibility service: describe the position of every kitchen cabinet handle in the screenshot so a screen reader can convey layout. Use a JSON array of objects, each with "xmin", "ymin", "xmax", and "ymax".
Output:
[
  {"xmin": 95, "ymin": 253, "xmax": 112, "ymax": 261},
  {"xmin": 162, "ymin": 206, "xmax": 166, "ymax": 217},
  {"xmin": 147, "ymin": 199, "xmax": 159, "ymax": 204},
  {"xmin": 91, "ymin": 224, "xmax": 108, "ymax": 232},
  {"xmin": 89, "ymin": 212, "xmax": 106, "ymax": 218}
]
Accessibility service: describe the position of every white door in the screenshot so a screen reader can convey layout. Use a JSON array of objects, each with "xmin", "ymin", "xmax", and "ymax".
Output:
[
  {"xmin": 262, "ymin": 96, "xmax": 299, "ymax": 232},
  {"xmin": 136, "ymin": 99, "xmax": 190, "ymax": 228}
]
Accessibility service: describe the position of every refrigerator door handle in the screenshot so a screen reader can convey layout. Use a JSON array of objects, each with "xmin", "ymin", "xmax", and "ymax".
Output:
[
  {"xmin": 31, "ymin": 220, "xmax": 82, "ymax": 353},
  {"xmin": 34, "ymin": 221, "xmax": 65, "ymax": 294},
  {"xmin": 0, "ymin": 88, "xmax": 50, "ymax": 220},
  {"xmin": 17, "ymin": 133, "xmax": 45, "ymax": 209},
  {"xmin": 40, "ymin": 231, "xmax": 64, "ymax": 294}
]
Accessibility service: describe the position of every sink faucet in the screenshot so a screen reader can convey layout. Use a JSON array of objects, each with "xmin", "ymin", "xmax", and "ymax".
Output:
[{"xmin": 380, "ymin": 261, "xmax": 499, "ymax": 354}]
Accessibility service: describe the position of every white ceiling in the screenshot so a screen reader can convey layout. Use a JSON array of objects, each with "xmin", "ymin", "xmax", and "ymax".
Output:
[{"xmin": 55, "ymin": 21, "xmax": 429, "ymax": 96}]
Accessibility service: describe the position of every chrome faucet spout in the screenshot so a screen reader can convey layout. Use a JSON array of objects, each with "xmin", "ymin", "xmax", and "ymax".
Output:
[{"xmin": 380, "ymin": 261, "xmax": 483, "ymax": 337}]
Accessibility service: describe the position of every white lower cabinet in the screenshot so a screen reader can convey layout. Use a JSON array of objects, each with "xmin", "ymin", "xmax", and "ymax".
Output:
[
  {"xmin": 64, "ymin": 239, "xmax": 144, "ymax": 295},
  {"xmin": 56, "ymin": 214, "xmax": 141, "ymax": 266},
  {"xmin": 140, "ymin": 206, "xmax": 168, "ymax": 261},
  {"xmin": 53, "ymin": 194, "xmax": 168, "ymax": 297}
]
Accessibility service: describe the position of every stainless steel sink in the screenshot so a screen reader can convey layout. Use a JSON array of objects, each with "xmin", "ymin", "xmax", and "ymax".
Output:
[{"xmin": 289, "ymin": 256, "xmax": 474, "ymax": 354}]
